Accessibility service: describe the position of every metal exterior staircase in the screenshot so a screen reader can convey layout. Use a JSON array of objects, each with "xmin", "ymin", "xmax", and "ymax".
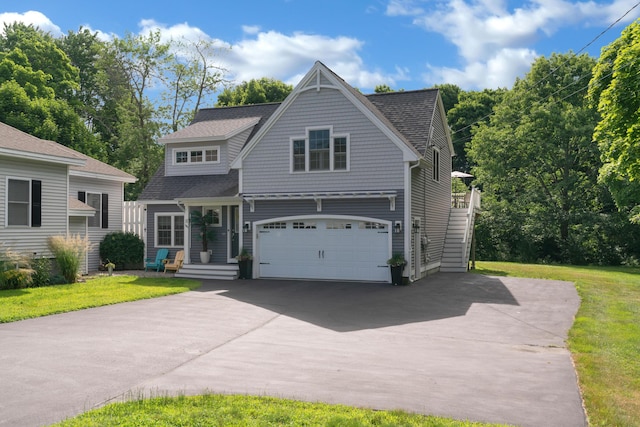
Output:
[
  {"xmin": 174, "ymin": 263, "xmax": 239, "ymax": 280},
  {"xmin": 440, "ymin": 188, "xmax": 480, "ymax": 273}
]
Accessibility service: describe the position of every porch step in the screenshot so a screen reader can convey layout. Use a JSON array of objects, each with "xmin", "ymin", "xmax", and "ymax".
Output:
[{"xmin": 175, "ymin": 263, "xmax": 239, "ymax": 280}]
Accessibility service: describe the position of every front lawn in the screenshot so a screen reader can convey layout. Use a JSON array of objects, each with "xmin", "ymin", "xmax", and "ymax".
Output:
[
  {"xmin": 0, "ymin": 275, "xmax": 201, "ymax": 323},
  {"xmin": 53, "ymin": 394, "xmax": 508, "ymax": 427},
  {"xmin": 473, "ymin": 262, "xmax": 640, "ymax": 427}
]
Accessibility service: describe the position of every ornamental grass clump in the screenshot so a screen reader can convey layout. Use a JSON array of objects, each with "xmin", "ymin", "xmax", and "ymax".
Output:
[{"xmin": 47, "ymin": 235, "xmax": 89, "ymax": 284}]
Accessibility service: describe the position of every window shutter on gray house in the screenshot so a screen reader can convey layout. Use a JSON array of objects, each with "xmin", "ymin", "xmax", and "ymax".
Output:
[
  {"xmin": 101, "ymin": 193, "xmax": 108, "ymax": 229},
  {"xmin": 31, "ymin": 180, "xmax": 41, "ymax": 227},
  {"xmin": 78, "ymin": 191, "xmax": 86, "ymax": 202}
]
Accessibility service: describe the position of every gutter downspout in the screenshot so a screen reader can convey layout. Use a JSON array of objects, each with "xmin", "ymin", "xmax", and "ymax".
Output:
[{"xmin": 406, "ymin": 160, "xmax": 421, "ymax": 282}]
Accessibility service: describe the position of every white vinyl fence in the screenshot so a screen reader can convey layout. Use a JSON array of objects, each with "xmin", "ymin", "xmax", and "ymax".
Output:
[{"xmin": 123, "ymin": 201, "xmax": 145, "ymax": 239}]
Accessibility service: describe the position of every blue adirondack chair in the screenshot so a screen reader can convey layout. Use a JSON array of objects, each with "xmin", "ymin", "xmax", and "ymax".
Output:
[{"xmin": 145, "ymin": 248, "xmax": 169, "ymax": 272}]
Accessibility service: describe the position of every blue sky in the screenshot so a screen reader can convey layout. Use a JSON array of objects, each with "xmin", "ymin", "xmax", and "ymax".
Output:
[{"xmin": 1, "ymin": 0, "xmax": 639, "ymax": 93}]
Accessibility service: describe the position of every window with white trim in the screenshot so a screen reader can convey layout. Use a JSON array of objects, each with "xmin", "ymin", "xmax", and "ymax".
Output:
[
  {"xmin": 432, "ymin": 147, "xmax": 440, "ymax": 182},
  {"xmin": 7, "ymin": 178, "xmax": 30, "ymax": 226},
  {"xmin": 155, "ymin": 213, "xmax": 184, "ymax": 247},
  {"xmin": 173, "ymin": 146, "xmax": 220, "ymax": 165},
  {"xmin": 204, "ymin": 207, "xmax": 221, "ymax": 227},
  {"xmin": 86, "ymin": 193, "xmax": 101, "ymax": 228},
  {"xmin": 291, "ymin": 127, "xmax": 349, "ymax": 172}
]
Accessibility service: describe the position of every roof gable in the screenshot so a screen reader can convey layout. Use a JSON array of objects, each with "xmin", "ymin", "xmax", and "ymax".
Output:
[{"xmin": 231, "ymin": 61, "xmax": 423, "ymax": 169}]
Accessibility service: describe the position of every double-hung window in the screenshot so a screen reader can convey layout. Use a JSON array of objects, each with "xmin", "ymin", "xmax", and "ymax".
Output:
[
  {"xmin": 6, "ymin": 178, "xmax": 41, "ymax": 227},
  {"xmin": 155, "ymin": 213, "xmax": 184, "ymax": 247},
  {"xmin": 173, "ymin": 146, "xmax": 220, "ymax": 165},
  {"xmin": 78, "ymin": 191, "xmax": 108, "ymax": 228},
  {"xmin": 291, "ymin": 127, "xmax": 349, "ymax": 173}
]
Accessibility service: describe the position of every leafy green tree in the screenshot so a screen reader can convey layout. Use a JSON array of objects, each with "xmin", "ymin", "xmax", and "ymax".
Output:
[
  {"xmin": 588, "ymin": 18, "xmax": 640, "ymax": 223},
  {"xmin": 110, "ymin": 31, "xmax": 171, "ymax": 199},
  {"xmin": 469, "ymin": 52, "xmax": 608, "ymax": 263},
  {"xmin": 374, "ymin": 84, "xmax": 394, "ymax": 93},
  {"xmin": 0, "ymin": 23, "xmax": 79, "ymax": 101},
  {"xmin": 447, "ymin": 88, "xmax": 506, "ymax": 172},
  {"xmin": 160, "ymin": 38, "xmax": 228, "ymax": 132},
  {"xmin": 216, "ymin": 77, "xmax": 292, "ymax": 106},
  {"xmin": 433, "ymin": 83, "xmax": 461, "ymax": 113}
]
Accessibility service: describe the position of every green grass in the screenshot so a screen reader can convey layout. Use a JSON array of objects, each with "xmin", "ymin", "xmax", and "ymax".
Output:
[
  {"xmin": 472, "ymin": 262, "xmax": 640, "ymax": 427},
  {"xmin": 53, "ymin": 394, "xmax": 508, "ymax": 427},
  {"xmin": 0, "ymin": 275, "xmax": 201, "ymax": 323}
]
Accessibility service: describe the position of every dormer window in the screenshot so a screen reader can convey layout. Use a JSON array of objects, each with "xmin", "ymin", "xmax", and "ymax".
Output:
[
  {"xmin": 173, "ymin": 146, "xmax": 220, "ymax": 165},
  {"xmin": 290, "ymin": 127, "xmax": 349, "ymax": 173}
]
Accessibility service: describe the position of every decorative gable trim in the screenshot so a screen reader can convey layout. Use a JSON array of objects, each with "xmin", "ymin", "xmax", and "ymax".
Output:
[{"xmin": 231, "ymin": 61, "xmax": 420, "ymax": 169}]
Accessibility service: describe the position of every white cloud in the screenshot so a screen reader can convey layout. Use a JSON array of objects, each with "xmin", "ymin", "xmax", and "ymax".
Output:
[
  {"xmin": 242, "ymin": 25, "xmax": 261, "ymax": 35},
  {"xmin": 0, "ymin": 10, "xmax": 62, "ymax": 36},
  {"xmin": 396, "ymin": 0, "xmax": 640, "ymax": 89},
  {"xmin": 131, "ymin": 19, "xmax": 399, "ymax": 90},
  {"xmin": 424, "ymin": 48, "xmax": 538, "ymax": 89}
]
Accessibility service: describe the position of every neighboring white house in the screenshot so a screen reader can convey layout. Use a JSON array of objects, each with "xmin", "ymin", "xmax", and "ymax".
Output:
[{"xmin": 0, "ymin": 121, "xmax": 136, "ymax": 273}]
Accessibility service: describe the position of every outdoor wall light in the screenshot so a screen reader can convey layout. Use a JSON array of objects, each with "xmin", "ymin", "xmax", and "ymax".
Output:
[
  {"xmin": 394, "ymin": 221, "xmax": 402, "ymax": 234},
  {"xmin": 243, "ymin": 221, "xmax": 252, "ymax": 233}
]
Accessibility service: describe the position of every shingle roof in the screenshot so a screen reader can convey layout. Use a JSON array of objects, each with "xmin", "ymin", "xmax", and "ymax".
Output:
[
  {"xmin": 159, "ymin": 116, "xmax": 262, "ymax": 142},
  {"xmin": 138, "ymin": 166, "xmax": 239, "ymax": 201},
  {"xmin": 0, "ymin": 121, "xmax": 136, "ymax": 182},
  {"xmin": 0, "ymin": 121, "xmax": 85, "ymax": 163},
  {"xmin": 192, "ymin": 103, "xmax": 281, "ymax": 142},
  {"xmin": 366, "ymin": 90, "xmax": 440, "ymax": 155}
]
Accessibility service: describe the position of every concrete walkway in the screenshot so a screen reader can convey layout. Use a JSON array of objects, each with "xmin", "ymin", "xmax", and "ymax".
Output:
[{"xmin": 0, "ymin": 273, "xmax": 586, "ymax": 427}]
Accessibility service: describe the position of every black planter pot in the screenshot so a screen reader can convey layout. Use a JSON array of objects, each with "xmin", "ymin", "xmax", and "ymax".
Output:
[
  {"xmin": 238, "ymin": 259, "xmax": 252, "ymax": 279},
  {"xmin": 390, "ymin": 264, "xmax": 405, "ymax": 286}
]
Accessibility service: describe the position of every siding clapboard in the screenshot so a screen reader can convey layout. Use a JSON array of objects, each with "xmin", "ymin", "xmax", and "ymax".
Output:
[
  {"xmin": 242, "ymin": 88, "xmax": 406, "ymax": 193},
  {"xmin": 0, "ymin": 157, "xmax": 68, "ymax": 257},
  {"xmin": 68, "ymin": 176, "xmax": 124, "ymax": 271}
]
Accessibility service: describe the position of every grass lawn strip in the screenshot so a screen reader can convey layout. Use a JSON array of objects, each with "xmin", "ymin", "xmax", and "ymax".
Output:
[
  {"xmin": 0, "ymin": 275, "xmax": 201, "ymax": 323},
  {"xmin": 53, "ymin": 394, "xmax": 510, "ymax": 427},
  {"xmin": 473, "ymin": 262, "xmax": 640, "ymax": 427}
]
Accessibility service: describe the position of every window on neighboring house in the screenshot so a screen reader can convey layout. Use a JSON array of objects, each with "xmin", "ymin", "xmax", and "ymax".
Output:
[
  {"xmin": 432, "ymin": 148, "xmax": 440, "ymax": 182},
  {"xmin": 291, "ymin": 127, "xmax": 349, "ymax": 173},
  {"xmin": 6, "ymin": 178, "xmax": 41, "ymax": 227},
  {"xmin": 156, "ymin": 214, "xmax": 184, "ymax": 247},
  {"xmin": 78, "ymin": 191, "xmax": 108, "ymax": 228},
  {"xmin": 173, "ymin": 147, "xmax": 220, "ymax": 165}
]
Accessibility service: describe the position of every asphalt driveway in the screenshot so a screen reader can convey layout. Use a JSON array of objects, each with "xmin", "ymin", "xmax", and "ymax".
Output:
[{"xmin": 0, "ymin": 273, "xmax": 586, "ymax": 427}]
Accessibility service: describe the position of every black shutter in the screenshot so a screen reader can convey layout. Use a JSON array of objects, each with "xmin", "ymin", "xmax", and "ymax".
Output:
[
  {"xmin": 101, "ymin": 193, "xmax": 108, "ymax": 228},
  {"xmin": 31, "ymin": 180, "xmax": 42, "ymax": 227},
  {"xmin": 78, "ymin": 191, "xmax": 86, "ymax": 203}
]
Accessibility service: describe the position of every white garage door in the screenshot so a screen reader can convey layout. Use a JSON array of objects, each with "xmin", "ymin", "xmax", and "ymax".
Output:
[{"xmin": 257, "ymin": 218, "xmax": 390, "ymax": 282}]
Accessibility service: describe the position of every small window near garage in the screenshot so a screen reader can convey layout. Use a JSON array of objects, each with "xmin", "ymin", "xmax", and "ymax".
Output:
[
  {"xmin": 360, "ymin": 222, "xmax": 386, "ymax": 230},
  {"xmin": 203, "ymin": 207, "xmax": 221, "ymax": 227},
  {"xmin": 176, "ymin": 151, "xmax": 188, "ymax": 163},
  {"xmin": 326, "ymin": 221, "xmax": 352, "ymax": 229},
  {"xmin": 293, "ymin": 222, "xmax": 317, "ymax": 229},
  {"xmin": 263, "ymin": 222, "xmax": 287, "ymax": 229}
]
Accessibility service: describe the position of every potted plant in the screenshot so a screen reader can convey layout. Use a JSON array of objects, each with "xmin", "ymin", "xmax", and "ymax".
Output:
[
  {"xmin": 190, "ymin": 209, "xmax": 216, "ymax": 264},
  {"xmin": 236, "ymin": 249, "xmax": 253, "ymax": 279},
  {"xmin": 104, "ymin": 260, "xmax": 115, "ymax": 276},
  {"xmin": 387, "ymin": 253, "xmax": 406, "ymax": 286}
]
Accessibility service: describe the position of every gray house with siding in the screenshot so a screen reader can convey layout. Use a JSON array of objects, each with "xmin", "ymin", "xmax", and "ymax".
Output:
[
  {"xmin": 139, "ymin": 61, "xmax": 476, "ymax": 282},
  {"xmin": 0, "ymin": 122, "xmax": 136, "ymax": 274}
]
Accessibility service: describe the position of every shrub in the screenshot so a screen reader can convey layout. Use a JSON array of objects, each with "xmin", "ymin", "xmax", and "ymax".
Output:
[
  {"xmin": 0, "ymin": 269, "xmax": 31, "ymax": 290},
  {"xmin": 29, "ymin": 257, "xmax": 52, "ymax": 287},
  {"xmin": 99, "ymin": 232, "xmax": 144, "ymax": 270},
  {"xmin": 48, "ymin": 235, "xmax": 88, "ymax": 284}
]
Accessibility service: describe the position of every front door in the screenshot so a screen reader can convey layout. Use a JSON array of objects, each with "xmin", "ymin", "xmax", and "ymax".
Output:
[{"xmin": 228, "ymin": 205, "xmax": 240, "ymax": 261}]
